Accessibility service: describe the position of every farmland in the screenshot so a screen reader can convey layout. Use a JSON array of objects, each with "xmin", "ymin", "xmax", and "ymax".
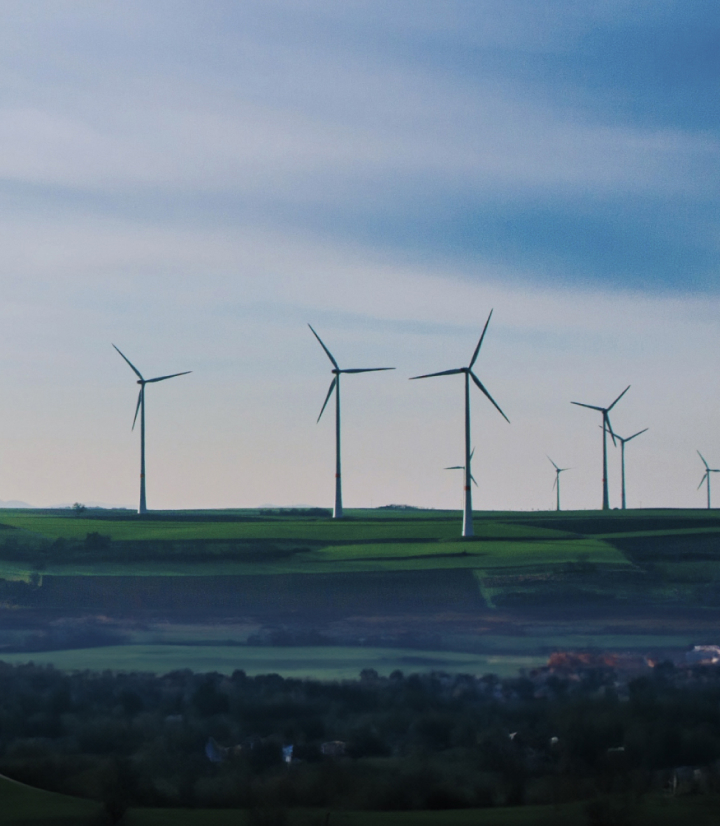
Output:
[
  {"xmin": 1, "ymin": 507, "xmax": 720, "ymax": 675},
  {"xmin": 4, "ymin": 509, "xmax": 720, "ymax": 824}
]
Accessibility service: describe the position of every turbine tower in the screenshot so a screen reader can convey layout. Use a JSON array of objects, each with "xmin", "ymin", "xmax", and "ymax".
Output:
[
  {"xmin": 411, "ymin": 310, "xmax": 509, "ymax": 538},
  {"xmin": 308, "ymin": 325, "xmax": 394, "ymax": 519},
  {"xmin": 571, "ymin": 386, "xmax": 629, "ymax": 510},
  {"xmin": 613, "ymin": 428, "xmax": 648, "ymax": 510},
  {"xmin": 547, "ymin": 456, "xmax": 569, "ymax": 512},
  {"xmin": 113, "ymin": 345, "xmax": 191, "ymax": 515},
  {"xmin": 697, "ymin": 451, "xmax": 720, "ymax": 510}
]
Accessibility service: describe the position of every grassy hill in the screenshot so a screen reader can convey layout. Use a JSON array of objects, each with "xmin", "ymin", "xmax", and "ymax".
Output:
[{"xmin": 1, "ymin": 507, "xmax": 719, "ymax": 675}]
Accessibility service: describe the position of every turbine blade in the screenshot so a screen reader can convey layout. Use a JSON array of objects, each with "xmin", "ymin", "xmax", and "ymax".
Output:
[
  {"xmin": 341, "ymin": 368, "xmax": 395, "ymax": 374},
  {"xmin": 410, "ymin": 368, "xmax": 464, "ymax": 380},
  {"xmin": 626, "ymin": 428, "xmax": 648, "ymax": 442},
  {"xmin": 604, "ymin": 413, "xmax": 617, "ymax": 446},
  {"xmin": 132, "ymin": 389, "xmax": 142, "ymax": 430},
  {"xmin": 552, "ymin": 476, "xmax": 557, "ymax": 491},
  {"xmin": 469, "ymin": 309, "xmax": 493, "ymax": 369},
  {"xmin": 317, "ymin": 377, "xmax": 337, "ymax": 422},
  {"xmin": 571, "ymin": 401, "xmax": 604, "ymax": 411},
  {"xmin": 698, "ymin": 450, "xmax": 710, "ymax": 470},
  {"xmin": 699, "ymin": 472, "xmax": 708, "ymax": 490},
  {"xmin": 469, "ymin": 371, "xmax": 510, "ymax": 422},
  {"xmin": 445, "ymin": 466, "xmax": 464, "ymax": 470},
  {"xmin": 546, "ymin": 455, "xmax": 560, "ymax": 470},
  {"xmin": 607, "ymin": 385, "xmax": 631, "ymax": 411},
  {"xmin": 113, "ymin": 344, "xmax": 144, "ymax": 380},
  {"xmin": 146, "ymin": 371, "xmax": 192, "ymax": 383},
  {"xmin": 471, "ymin": 474, "xmax": 478, "ymax": 487},
  {"xmin": 308, "ymin": 324, "xmax": 339, "ymax": 369},
  {"xmin": 470, "ymin": 447, "xmax": 475, "ymax": 461}
]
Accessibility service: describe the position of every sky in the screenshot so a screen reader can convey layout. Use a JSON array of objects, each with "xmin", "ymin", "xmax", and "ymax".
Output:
[{"xmin": 0, "ymin": 0, "xmax": 718, "ymax": 512}]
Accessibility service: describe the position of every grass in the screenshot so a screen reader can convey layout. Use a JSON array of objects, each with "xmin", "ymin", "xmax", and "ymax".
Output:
[
  {"xmin": 1, "ymin": 788, "xmax": 717, "ymax": 826},
  {"xmin": 1, "ymin": 507, "xmax": 719, "ymax": 634},
  {"xmin": 0, "ymin": 509, "xmax": 629, "ymax": 580},
  {"xmin": 0, "ymin": 644, "xmax": 546, "ymax": 679},
  {"xmin": 86, "ymin": 796, "xmax": 720, "ymax": 825},
  {"xmin": 0, "ymin": 773, "xmax": 101, "ymax": 824},
  {"xmin": 2, "ymin": 767, "xmax": 720, "ymax": 826},
  {"xmin": 307, "ymin": 537, "xmax": 626, "ymax": 566}
]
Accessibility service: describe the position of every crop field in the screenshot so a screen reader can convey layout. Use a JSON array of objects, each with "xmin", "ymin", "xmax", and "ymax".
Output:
[
  {"xmin": 1, "ymin": 507, "xmax": 717, "ymax": 611},
  {"xmin": 2, "ymin": 507, "xmax": 720, "ymax": 679},
  {"xmin": 0, "ymin": 509, "xmax": 630, "ymax": 579}
]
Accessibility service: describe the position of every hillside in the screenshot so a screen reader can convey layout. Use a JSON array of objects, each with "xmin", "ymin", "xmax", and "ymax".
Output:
[{"xmin": 0, "ymin": 507, "xmax": 719, "ymax": 673}]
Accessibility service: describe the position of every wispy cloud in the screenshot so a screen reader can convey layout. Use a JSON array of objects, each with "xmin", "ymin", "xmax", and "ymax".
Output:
[{"xmin": 0, "ymin": 2, "xmax": 716, "ymax": 509}]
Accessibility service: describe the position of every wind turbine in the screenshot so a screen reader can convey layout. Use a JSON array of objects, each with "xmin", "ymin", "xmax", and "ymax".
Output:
[
  {"xmin": 411, "ymin": 310, "xmax": 509, "ymax": 538},
  {"xmin": 446, "ymin": 450, "xmax": 478, "ymax": 512},
  {"xmin": 697, "ymin": 451, "xmax": 720, "ymax": 510},
  {"xmin": 446, "ymin": 448, "xmax": 478, "ymax": 499},
  {"xmin": 308, "ymin": 325, "xmax": 394, "ymax": 519},
  {"xmin": 113, "ymin": 345, "xmax": 191, "ymax": 515},
  {"xmin": 546, "ymin": 456, "xmax": 569, "ymax": 512},
  {"xmin": 571, "ymin": 386, "xmax": 629, "ymax": 510},
  {"xmin": 612, "ymin": 428, "xmax": 648, "ymax": 510}
]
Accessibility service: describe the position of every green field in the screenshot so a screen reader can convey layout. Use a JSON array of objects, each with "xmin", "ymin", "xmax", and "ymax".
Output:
[
  {"xmin": 123, "ymin": 798, "xmax": 720, "ymax": 826},
  {"xmin": 4, "ymin": 509, "xmax": 720, "ymax": 825},
  {"xmin": 0, "ymin": 644, "xmax": 546, "ymax": 678},
  {"xmin": 0, "ymin": 509, "xmax": 633, "ymax": 579},
  {"xmin": 3, "ymin": 770, "xmax": 719, "ymax": 826},
  {"xmin": 0, "ymin": 773, "xmax": 101, "ymax": 824},
  {"xmin": 2, "ymin": 507, "xmax": 720, "ymax": 676}
]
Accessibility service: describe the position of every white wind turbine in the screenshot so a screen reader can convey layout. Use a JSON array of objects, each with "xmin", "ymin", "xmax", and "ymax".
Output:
[
  {"xmin": 411, "ymin": 310, "xmax": 509, "ymax": 537},
  {"xmin": 113, "ymin": 345, "xmax": 191, "ymax": 514},
  {"xmin": 547, "ymin": 456, "xmax": 570, "ymax": 512},
  {"xmin": 697, "ymin": 451, "xmax": 720, "ymax": 510},
  {"xmin": 309, "ymin": 325, "xmax": 394, "ymax": 518}
]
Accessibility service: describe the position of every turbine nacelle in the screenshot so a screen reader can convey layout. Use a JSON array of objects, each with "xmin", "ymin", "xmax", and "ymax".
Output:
[
  {"xmin": 410, "ymin": 310, "xmax": 510, "ymax": 424},
  {"xmin": 309, "ymin": 325, "xmax": 394, "ymax": 423},
  {"xmin": 697, "ymin": 451, "xmax": 720, "ymax": 489},
  {"xmin": 572, "ymin": 386, "xmax": 630, "ymax": 448}
]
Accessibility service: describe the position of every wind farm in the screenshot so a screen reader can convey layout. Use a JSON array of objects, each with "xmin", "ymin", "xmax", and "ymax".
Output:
[
  {"xmin": 0, "ymin": 325, "xmax": 718, "ymax": 826},
  {"xmin": 2, "ymin": 3, "xmax": 719, "ymax": 823}
]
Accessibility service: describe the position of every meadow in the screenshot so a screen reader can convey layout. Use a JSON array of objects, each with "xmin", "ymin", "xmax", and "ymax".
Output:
[{"xmin": 0, "ymin": 508, "xmax": 632, "ymax": 579}]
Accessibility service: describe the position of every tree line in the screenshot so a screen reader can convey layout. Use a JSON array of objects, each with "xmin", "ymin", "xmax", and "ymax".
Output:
[{"xmin": 1, "ymin": 659, "xmax": 720, "ymax": 816}]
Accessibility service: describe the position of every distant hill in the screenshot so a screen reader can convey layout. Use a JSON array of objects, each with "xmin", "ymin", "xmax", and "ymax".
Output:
[
  {"xmin": 0, "ymin": 499, "xmax": 33, "ymax": 508},
  {"xmin": 52, "ymin": 501, "xmax": 134, "ymax": 510}
]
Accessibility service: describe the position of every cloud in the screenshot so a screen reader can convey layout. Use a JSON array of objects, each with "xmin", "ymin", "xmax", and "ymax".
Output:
[{"xmin": 0, "ymin": 2, "xmax": 715, "ymax": 510}]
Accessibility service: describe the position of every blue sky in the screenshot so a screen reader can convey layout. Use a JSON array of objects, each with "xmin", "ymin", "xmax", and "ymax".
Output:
[{"xmin": 0, "ymin": 1, "xmax": 718, "ymax": 510}]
